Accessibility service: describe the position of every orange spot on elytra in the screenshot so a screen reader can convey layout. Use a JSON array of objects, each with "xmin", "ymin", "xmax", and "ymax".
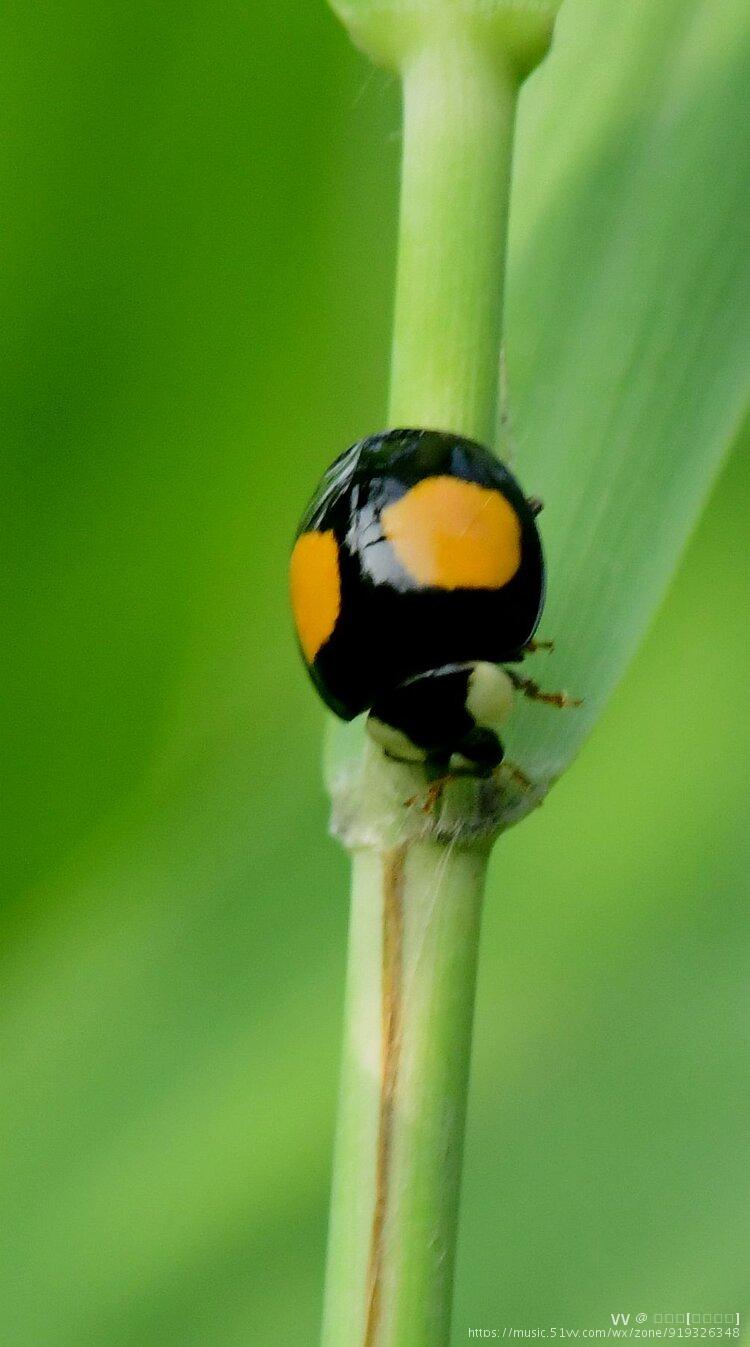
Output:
[
  {"xmin": 381, "ymin": 476, "xmax": 521, "ymax": 590},
  {"xmin": 290, "ymin": 529, "xmax": 341, "ymax": 662}
]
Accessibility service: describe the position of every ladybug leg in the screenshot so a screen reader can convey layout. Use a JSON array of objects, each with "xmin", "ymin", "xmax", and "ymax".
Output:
[
  {"xmin": 403, "ymin": 761, "xmax": 452, "ymax": 812},
  {"xmin": 506, "ymin": 669, "xmax": 581, "ymax": 708},
  {"xmin": 419, "ymin": 773, "xmax": 453, "ymax": 814},
  {"xmin": 522, "ymin": 637, "xmax": 554, "ymax": 654},
  {"xmin": 526, "ymin": 496, "xmax": 544, "ymax": 516},
  {"xmin": 404, "ymin": 750, "xmax": 496, "ymax": 814},
  {"xmin": 407, "ymin": 767, "xmax": 490, "ymax": 815},
  {"xmin": 501, "ymin": 760, "xmax": 534, "ymax": 792},
  {"xmin": 413, "ymin": 737, "xmax": 502, "ymax": 812}
]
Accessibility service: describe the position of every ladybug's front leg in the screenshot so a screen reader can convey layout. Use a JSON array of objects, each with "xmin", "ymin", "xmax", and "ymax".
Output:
[
  {"xmin": 505, "ymin": 668, "xmax": 581, "ymax": 709},
  {"xmin": 505, "ymin": 639, "xmax": 554, "ymax": 663}
]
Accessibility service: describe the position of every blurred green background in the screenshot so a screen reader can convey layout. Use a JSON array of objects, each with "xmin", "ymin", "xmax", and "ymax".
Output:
[{"xmin": 2, "ymin": 1, "xmax": 749, "ymax": 1343}]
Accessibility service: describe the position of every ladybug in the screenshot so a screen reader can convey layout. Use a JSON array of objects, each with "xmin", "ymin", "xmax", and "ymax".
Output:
[{"xmin": 290, "ymin": 427, "xmax": 550, "ymax": 776}]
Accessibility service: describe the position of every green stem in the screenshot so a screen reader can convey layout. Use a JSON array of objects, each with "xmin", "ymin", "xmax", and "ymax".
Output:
[
  {"xmin": 389, "ymin": 39, "xmax": 518, "ymax": 444},
  {"xmin": 322, "ymin": 841, "xmax": 489, "ymax": 1346},
  {"xmin": 321, "ymin": 32, "xmax": 527, "ymax": 1347}
]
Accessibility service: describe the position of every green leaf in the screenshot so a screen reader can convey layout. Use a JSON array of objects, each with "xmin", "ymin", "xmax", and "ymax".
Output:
[{"xmin": 500, "ymin": 0, "xmax": 750, "ymax": 788}]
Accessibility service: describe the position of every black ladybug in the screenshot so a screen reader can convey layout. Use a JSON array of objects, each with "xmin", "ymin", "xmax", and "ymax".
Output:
[{"xmin": 290, "ymin": 428, "xmax": 547, "ymax": 774}]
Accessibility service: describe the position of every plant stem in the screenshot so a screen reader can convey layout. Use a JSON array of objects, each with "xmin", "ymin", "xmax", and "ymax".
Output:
[
  {"xmin": 389, "ymin": 39, "xmax": 518, "ymax": 445},
  {"xmin": 322, "ymin": 841, "xmax": 489, "ymax": 1346},
  {"xmin": 322, "ymin": 33, "xmax": 525, "ymax": 1347}
]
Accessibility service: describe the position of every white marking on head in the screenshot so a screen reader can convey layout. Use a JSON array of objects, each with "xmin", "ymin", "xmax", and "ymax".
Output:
[
  {"xmin": 366, "ymin": 716, "xmax": 428, "ymax": 763},
  {"xmin": 466, "ymin": 662, "xmax": 514, "ymax": 729}
]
